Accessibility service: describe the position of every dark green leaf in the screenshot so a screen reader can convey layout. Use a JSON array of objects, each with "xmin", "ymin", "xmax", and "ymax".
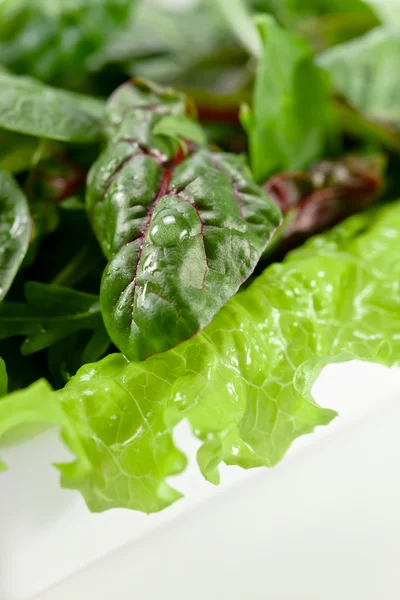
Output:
[
  {"xmin": 242, "ymin": 16, "xmax": 336, "ymax": 183},
  {"xmin": 0, "ymin": 283, "xmax": 110, "ymax": 357},
  {"xmin": 87, "ymin": 80, "xmax": 281, "ymax": 361},
  {"xmin": 0, "ymin": 0, "xmax": 136, "ymax": 88},
  {"xmin": 0, "ymin": 357, "xmax": 7, "ymax": 397},
  {"xmin": 0, "ymin": 73, "xmax": 103, "ymax": 143},
  {"xmin": 0, "ymin": 169, "xmax": 31, "ymax": 301},
  {"xmin": 0, "ymin": 339, "xmax": 45, "ymax": 393}
]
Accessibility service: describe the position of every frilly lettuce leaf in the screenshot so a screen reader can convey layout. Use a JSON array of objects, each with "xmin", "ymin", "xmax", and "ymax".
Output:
[{"xmin": 2, "ymin": 200, "xmax": 400, "ymax": 512}]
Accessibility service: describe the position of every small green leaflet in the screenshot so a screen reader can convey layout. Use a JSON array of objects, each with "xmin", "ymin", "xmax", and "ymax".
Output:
[
  {"xmin": 153, "ymin": 115, "xmax": 208, "ymax": 147},
  {"xmin": 0, "ymin": 282, "xmax": 109, "ymax": 359},
  {"xmin": 0, "ymin": 169, "xmax": 31, "ymax": 302},
  {"xmin": 242, "ymin": 16, "xmax": 335, "ymax": 183},
  {"xmin": 2, "ymin": 200, "xmax": 400, "ymax": 512},
  {"xmin": 0, "ymin": 73, "xmax": 103, "ymax": 143}
]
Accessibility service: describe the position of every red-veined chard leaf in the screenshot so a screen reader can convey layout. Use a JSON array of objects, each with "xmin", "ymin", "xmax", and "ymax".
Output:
[
  {"xmin": 263, "ymin": 153, "xmax": 384, "ymax": 254},
  {"xmin": 87, "ymin": 79, "xmax": 281, "ymax": 361},
  {"xmin": 0, "ymin": 169, "xmax": 31, "ymax": 302}
]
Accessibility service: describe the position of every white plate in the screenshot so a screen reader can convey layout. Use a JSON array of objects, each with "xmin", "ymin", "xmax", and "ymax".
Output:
[{"xmin": 1, "ymin": 360, "xmax": 400, "ymax": 600}]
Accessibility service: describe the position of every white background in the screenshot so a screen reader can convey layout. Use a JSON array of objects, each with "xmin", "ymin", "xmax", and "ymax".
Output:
[{"xmin": 2, "ymin": 361, "xmax": 400, "ymax": 599}]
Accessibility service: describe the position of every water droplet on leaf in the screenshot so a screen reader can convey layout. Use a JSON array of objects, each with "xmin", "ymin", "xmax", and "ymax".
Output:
[{"xmin": 150, "ymin": 213, "xmax": 190, "ymax": 248}]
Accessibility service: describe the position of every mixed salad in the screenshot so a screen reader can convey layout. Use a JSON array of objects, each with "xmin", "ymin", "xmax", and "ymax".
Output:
[{"xmin": 1, "ymin": 0, "xmax": 400, "ymax": 514}]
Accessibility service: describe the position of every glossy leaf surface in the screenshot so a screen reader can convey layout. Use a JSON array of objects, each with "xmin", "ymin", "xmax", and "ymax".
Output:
[
  {"xmin": 87, "ymin": 80, "xmax": 281, "ymax": 360},
  {"xmin": 0, "ymin": 73, "xmax": 103, "ymax": 143},
  {"xmin": 0, "ymin": 169, "xmax": 31, "ymax": 301}
]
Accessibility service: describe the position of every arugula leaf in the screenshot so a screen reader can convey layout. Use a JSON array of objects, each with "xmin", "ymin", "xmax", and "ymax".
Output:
[
  {"xmin": 0, "ymin": 283, "xmax": 109, "ymax": 359},
  {"xmin": 0, "ymin": 358, "xmax": 7, "ymax": 397},
  {"xmin": 0, "ymin": 169, "xmax": 31, "ymax": 302},
  {"xmin": 319, "ymin": 27, "xmax": 400, "ymax": 131},
  {"xmin": 2, "ymin": 199, "xmax": 400, "ymax": 511},
  {"xmin": 87, "ymin": 79, "xmax": 281, "ymax": 361},
  {"xmin": 0, "ymin": 73, "xmax": 103, "ymax": 143},
  {"xmin": 242, "ymin": 16, "xmax": 335, "ymax": 183}
]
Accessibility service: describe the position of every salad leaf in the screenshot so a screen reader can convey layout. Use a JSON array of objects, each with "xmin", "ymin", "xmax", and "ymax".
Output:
[
  {"xmin": 87, "ymin": 79, "xmax": 281, "ymax": 361},
  {"xmin": 0, "ymin": 380, "xmax": 59, "ymax": 467},
  {"xmin": 0, "ymin": 358, "xmax": 7, "ymax": 397},
  {"xmin": 281, "ymin": 0, "xmax": 378, "ymax": 22},
  {"xmin": 366, "ymin": 0, "xmax": 400, "ymax": 25},
  {"xmin": 2, "ymin": 199, "xmax": 400, "ymax": 511},
  {"xmin": 319, "ymin": 27, "xmax": 400, "ymax": 130},
  {"xmin": 153, "ymin": 115, "xmax": 208, "ymax": 147},
  {"xmin": 242, "ymin": 16, "xmax": 335, "ymax": 183},
  {"xmin": 0, "ymin": 283, "xmax": 109, "ymax": 359},
  {"xmin": 0, "ymin": 72, "xmax": 103, "ymax": 143},
  {"xmin": 263, "ymin": 153, "xmax": 384, "ymax": 253},
  {"xmin": 0, "ymin": 0, "xmax": 135, "ymax": 89},
  {"xmin": 215, "ymin": 0, "xmax": 262, "ymax": 57},
  {"xmin": 0, "ymin": 169, "xmax": 31, "ymax": 301}
]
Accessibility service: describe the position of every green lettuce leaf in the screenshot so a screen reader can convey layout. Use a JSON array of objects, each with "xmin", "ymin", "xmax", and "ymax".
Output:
[
  {"xmin": 0, "ymin": 169, "xmax": 31, "ymax": 301},
  {"xmin": 242, "ymin": 16, "xmax": 335, "ymax": 183},
  {"xmin": 2, "ymin": 199, "xmax": 400, "ymax": 512}
]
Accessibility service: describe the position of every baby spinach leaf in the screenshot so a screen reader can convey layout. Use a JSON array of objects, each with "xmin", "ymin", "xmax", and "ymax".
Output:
[
  {"xmin": 0, "ymin": 73, "xmax": 103, "ymax": 143},
  {"xmin": 87, "ymin": 79, "xmax": 281, "ymax": 361},
  {"xmin": 0, "ymin": 0, "xmax": 136, "ymax": 89},
  {"xmin": 0, "ymin": 283, "xmax": 109, "ymax": 358},
  {"xmin": 242, "ymin": 16, "xmax": 336, "ymax": 183},
  {"xmin": 0, "ymin": 169, "xmax": 31, "ymax": 302},
  {"xmin": 319, "ymin": 27, "xmax": 400, "ymax": 130}
]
